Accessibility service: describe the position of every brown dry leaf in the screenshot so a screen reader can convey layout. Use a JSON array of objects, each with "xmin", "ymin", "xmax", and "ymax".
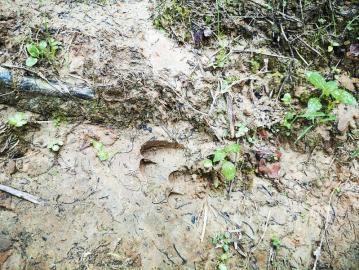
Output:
[
  {"xmin": 258, "ymin": 159, "xmax": 281, "ymax": 178},
  {"xmin": 349, "ymin": 44, "xmax": 359, "ymax": 57},
  {"xmin": 335, "ymin": 104, "xmax": 359, "ymax": 132},
  {"xmin": 338, "ymin": 74, "xmax": 355, "ymax": 91}
]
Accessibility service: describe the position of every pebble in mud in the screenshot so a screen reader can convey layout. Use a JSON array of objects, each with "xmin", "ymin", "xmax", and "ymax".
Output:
[{"xmin": 3, "ymin": 160, "xmax": 16, "ymax": 175}]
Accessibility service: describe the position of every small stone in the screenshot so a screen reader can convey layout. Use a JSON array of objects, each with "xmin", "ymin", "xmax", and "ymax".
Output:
[
  {"xmin": 243, "ymin": 109, "xmax": 252, "ymax": 116},
  {"xmin": 4, "ymin": 160, "xmax": 16, "ymax": 175}
]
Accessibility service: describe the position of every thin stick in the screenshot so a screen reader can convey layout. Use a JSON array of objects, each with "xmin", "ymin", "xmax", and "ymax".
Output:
[
  {"xmin": 251, "ymin": 210, "xmax": 271, "ymax": 252},
  {"xmin": 200, "ymin": 202, "xmax": 208, "ymax": 242},
  {"xmin": 1, "ymin": 64, "xmax": 52, "ymax": 85},
  {"xmin": 233, "ymin": 49, "xmax": 293, "ymax": 60},
  {"xmin": 0, "ymin": 184, "xmax": 44, "ymax": 205},
  {"xmin": 312, "ymin": 184, "xmax": 341, "ymax": 270}
]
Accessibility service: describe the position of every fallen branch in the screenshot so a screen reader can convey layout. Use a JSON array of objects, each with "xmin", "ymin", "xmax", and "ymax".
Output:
[{"xmin": 0, "ymin": 184, "xmax": 44, "ymax": 205}]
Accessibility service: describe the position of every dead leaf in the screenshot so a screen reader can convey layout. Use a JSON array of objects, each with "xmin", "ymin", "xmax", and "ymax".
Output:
[
  {"xmin": 349, "ymin": 44, "xmax": 359, "ymax": 57},
  {"xmin": 258, "ymin": 159, "xmax": 281, "ymax": 178},
  {"xmin": 338, "ymin": 74, "xmax": 355, "ymax": 91},
  {"xmin": 334, "ymin": 104, "xmax": 359, "ymax": 132}
]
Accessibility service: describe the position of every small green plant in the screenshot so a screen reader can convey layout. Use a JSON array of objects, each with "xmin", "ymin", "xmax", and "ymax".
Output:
[
  {"xmin": 271, "ymin": 236, "xmax": 281, "ymax": 250},
  {"xmin": 213, "ymin": 38, "xmax": 229, "ymax": 68},
  {"xmin": 25, "ymin": 38, "xmax": 60, "ymax": 67},
  {"xmin": 91, "ymin": 140, "xmax": 110, "ymax": 161},
  {"xmin": 280, "ymin": 71, "xmax": 357, "ymax": 141},
  {"xmin": 306, "ymin": 71, "xmax": 356, "ymax": 105},
  {"xmin": 8, "ymin": 112, "xmax": 28, "ymax": 127},
  {"xmin": 212, "ymin": 232, "xmax": 231, "ymax": 270},
  {"xmin": 48, "ymin": 140, "xmax": 63, "ymax": 152},
  {"xmin": 203, "ymin": 143, "xmax": 240, "ymax": 183},
  {"xmin": 235, "ymin": 123, "xmax": 249, "ymax": 138},
  {"xmin": 351, "ymin": 149, "xmax": 359, "ymax": 159},
  {"xmin": 281, "ymin": 93, "xmax": 292, "ymax": 106}
]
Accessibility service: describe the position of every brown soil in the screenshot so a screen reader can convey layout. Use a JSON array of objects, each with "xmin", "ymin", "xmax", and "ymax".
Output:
[{"xmin": 0, "ymin": 1, "xmax": 358, "ymax": 270}]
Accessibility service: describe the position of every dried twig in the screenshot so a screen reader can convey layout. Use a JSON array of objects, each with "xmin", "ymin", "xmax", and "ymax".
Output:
[
  {"xmin": 251, "ymin": 210, "xmax": 271, "ymax": 252},
  {"xmin": 312, "ymin": 184, "xmax": 341, "ymax": 270},
  {"xmin": 200, "ymin": 201, "xmax": 208, "ymax": 242},
  {"xmin": 0, "ymin": 184, "xmax": 44, "ymax": 205}
]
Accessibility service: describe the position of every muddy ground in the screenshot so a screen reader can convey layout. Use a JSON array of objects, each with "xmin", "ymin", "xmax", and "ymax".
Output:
[{"xmin": 0, "ymin": 0, "xmax": 358, "ymax": 270}]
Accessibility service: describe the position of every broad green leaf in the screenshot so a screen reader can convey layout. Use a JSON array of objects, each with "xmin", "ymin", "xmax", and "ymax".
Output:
[
  {"xmin": 281, "ymin": 93, "xmax": 292, "ymax": 105},
  {"xmin": 306, "ymin": 98, "xmax": 322, "ymax": 113},
  {"xmin": 25, "ymin": 57, "xmax": 38, "ymax": 67},
  {"xmin": 26, "ymin": 44, "xmax": 40, "ymax": 57},
  {"xmin": 91, "ymin": 140, "xmax": 110, "ymax": 161},
  {"xmin": 218, "ymin": 263, "xmax": 228, "ymax": 270},
  {"xmin": 98, "ymin": 150, "xmax": 109, "ymax": 161},
  {"xmin": 323, "ymin": 81, "xmax": 338, "ymax": 96},
  {"xmin": 91, "ymin": 140, "xmax": 103, "ymax": 151},
  {"xmin": 224, "ymin": 143, "xmax": 241, "ymax": 153},
  {"xmin": 38, "ymin": 40, "xmax": 47, "ymax": 50},
  {"xmin": 221, "ymin": 161, "xmax": 236, "ymax": 181},
  {"xmin": 223, "ymin": 244, "xmax": 229, "ymax": 252},
  {"xmin": 213, "ymin": 149, "xmax": 226, "ymax": 163},
  {"xmin": 331, "ymin": 89, "xmax": 357, "ymax": 105},
  {"xmin": 302, "ymin": 98, "xmax": 322, "ymax": 120},
  {"xmin": 306, "ymin": 71, "xmax": 326, "ymax": 91},
  {"xmin": 203, "ymin": 159, "xmax": 213, "ymax": 168},
  {"xmin": 8, "ymin": 112, "xmax": 28, "ymax": 127}
]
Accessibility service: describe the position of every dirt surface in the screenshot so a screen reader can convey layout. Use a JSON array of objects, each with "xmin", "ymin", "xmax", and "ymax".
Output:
[
  {"xmin": 0, "ymin": 0, "xmax": 358, "ymax": 270},
  {"xmin": 0, "ymin": 105, "xmax": 358, "ymax": 269}
]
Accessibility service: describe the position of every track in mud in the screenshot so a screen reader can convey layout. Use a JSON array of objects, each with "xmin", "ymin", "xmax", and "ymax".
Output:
[{"xmin": 0, "ymin": 107, "xmax": 358, "ymax": 269}]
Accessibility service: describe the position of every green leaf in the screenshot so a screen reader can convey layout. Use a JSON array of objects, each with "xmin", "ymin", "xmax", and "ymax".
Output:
[
  {"xmin": 281, "ymin": 93, "xmax": 292, "ymax": 105},
  {"xmin": 295, "ymin": 125, "xmax": 313, "ymax": 143},
  {"xmin": 26, "ymin": 57, "xmax": 38, "ymax": 67},
  {"xmin": 271, "ymin": 236, "xmax": 281, "ymax": 249},
  {"xmin": 26, "ymin": 44, "xmax": 40, "ymax": 58},
  {"xmin": 331, "ymin": 89, "xmax": 357, "ymax": 105},
  {"xmin": 282, "ymin": 112, "xmax": 295, "ymax": 129},
  {"xmin": 307, "ymin": 98, "xmax": 322, "ymax": 111},
  {"xmin": 303, "ymin": 98, "xmax": 322, "ymax": 120},
  {"xmin": 213, "ymin": 149, "xmax": 226, "ymax": 163},
  {"xmin": 223, "ymin": 244, "xmax": 229, "ymax": 252},
  {"xmin": 8, "ymin": 112, "xmax": 28, "ymax": 127},
  {"xmin": 203, "ymin": 159, "xmax": 213, "ymax": 168},
  {"xmin": 224, "ymin": 143, "xmax": 241, "ymax": 153},
  {"xmin": 91, "ymin": 140, "xmax": 110, "ymax": 161},
  {"xmin": 235, "ymin": 124, "xmax": 249, "ymax": 138},
  {"xmin": 98, "ymin": 150, "xmax": 109, "ymax": 161},
  {"xmin": 323, "ymin": 81, "xmax": 338, "ymax": 96},
  {"xmin": 306, "ymin": 71, "xmax": 327, "ymax": 91},
  {"xmin": 91, "ymin": 140, "xmax": 104, "ymax": 151},
  {"xmin": 218, "ymin": 263, "xmax": 228, "ymax": 270},
  {"xmin": 38, "ymin": 40, "xmax": 47, "ymax": 50},
  {"xmin": 220, "ymin": 253, "xmax": 229, "ymax": 261},
  {"xmin": 221, "ymin": 161, "xmax": 236, "ymax": 181}
]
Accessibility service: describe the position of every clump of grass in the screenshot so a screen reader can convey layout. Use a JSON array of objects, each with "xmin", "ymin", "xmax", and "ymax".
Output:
[{"xmin": 212, "ymin": 232, "xmax": 231, "ymax": 270}]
